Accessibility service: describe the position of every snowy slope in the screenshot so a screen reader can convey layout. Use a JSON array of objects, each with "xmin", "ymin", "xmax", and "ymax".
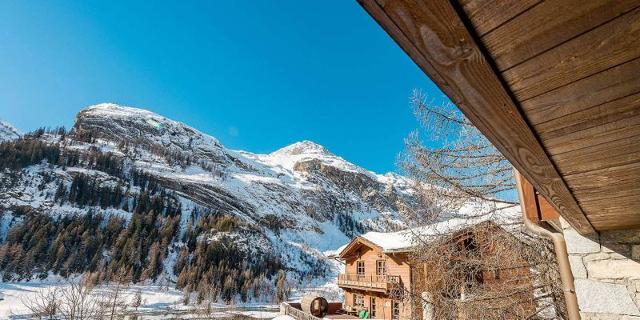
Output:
[
  {"xmin": 0, "ymin": 103, "xmax": 418, "ymax": 285},
  {"xmin": 74, "ymin": 104, "xmax": 415, "ymax": 229},
  {"xmin": 0, "ymin": 121, "xmax": 20, "ymax": 142}
]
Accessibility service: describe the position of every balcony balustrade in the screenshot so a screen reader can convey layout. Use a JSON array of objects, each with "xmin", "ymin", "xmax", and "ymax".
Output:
[{"xmin": 337, "ymin": 273, "xmax": 400, "ymax": 293}]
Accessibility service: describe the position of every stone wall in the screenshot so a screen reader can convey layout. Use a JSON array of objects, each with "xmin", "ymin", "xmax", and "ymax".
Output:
[{"xmin": 561, "ymin": 218, "xmax": 640, "ymax": 319}]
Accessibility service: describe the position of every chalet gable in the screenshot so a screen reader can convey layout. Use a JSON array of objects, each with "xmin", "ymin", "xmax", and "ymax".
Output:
[{"xmin": 338, "ymin": 236, "xmax": 384, "ymax": 260}]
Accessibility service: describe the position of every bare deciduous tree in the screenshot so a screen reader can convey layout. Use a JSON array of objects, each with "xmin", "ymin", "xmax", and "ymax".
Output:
[
  {"xmin": 21, "ymin": 287, "xmax": 60, "ymax": 319},
  {"xmin": 21, "ymin": 276, "xmax": 105, "ymax": 320},
  {"xmin": 100, "ymin": 275, "xmax": 130, "ymax": 320},
  {"xmin": 58, "ymin": 278, "xmax": 101, "ymax": 320},
  {"xmin": 130, "ymin": 288, "xmax": 143, "ymax": 311},
  {"xmin": 399, "ymin": 90, "xmax": 566, "ymax": 319},
  {"xmin": 401, "ymin": 91, "xmax": 518, "ymax": 221}
]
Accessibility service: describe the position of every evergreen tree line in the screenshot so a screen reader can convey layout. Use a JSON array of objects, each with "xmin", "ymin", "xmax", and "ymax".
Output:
[
  {"xmin": 174, "ymin": 236, "xmax": 285, "ymax": 303},
  {"xmin": 0, "ymin": 203, "xmax": 286, "ymax": 302},
  {"xmin": 174, "ymin": 212, "xmax": 286, "ymax": 303},
  {"xmin": 52, "ymin": 169, "xmax": 178, "ymax": 212},
  {"xmin": 0, "ymin": 136, "xmax": 125, "ymax": 178},
  {"xmin": 0, "ymin": 185, "xmax": 182, "ymax": 282},
  {"xmin": 0, "ymin": 131, "xmax": 290, "ymax": 303},
  {"xmin": 335, "ymin": 211, "xmax": 364, "ymax": 238}
]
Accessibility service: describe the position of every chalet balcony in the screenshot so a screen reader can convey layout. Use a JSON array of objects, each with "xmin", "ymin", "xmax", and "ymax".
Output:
[{"xmin": 337, "ymin": 273, "xmax": 400, "ymax": 293}]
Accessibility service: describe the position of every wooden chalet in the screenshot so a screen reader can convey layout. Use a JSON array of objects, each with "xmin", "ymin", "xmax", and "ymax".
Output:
[
  {"xmin": 337, "ymin": 233, "xmax": 412, "ymax": 319},
  {"xmin": 336, "ymin": 220, "xmax": 537, "ymax": 319},
  {"xmin": 356, "ymin": 0, "xmax": 640, "ymax": 318}
]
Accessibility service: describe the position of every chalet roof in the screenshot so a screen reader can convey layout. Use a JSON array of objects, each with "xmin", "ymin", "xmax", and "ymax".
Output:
[
  {"xmin": 337, "ymin": 203, "xmax": 521, "ymax": 257},
  {"xmin": 357, "ymin": 0, "xmax": 640, "ymax": 235},
  {"xmin": 361, "ymin": 217, "xmax": 483, "ymax": 252}
]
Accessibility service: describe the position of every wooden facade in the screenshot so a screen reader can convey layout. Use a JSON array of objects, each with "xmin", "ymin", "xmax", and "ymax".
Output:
[
  {"xmin": 516, "ymin": 170, "xmax": 562, "ymax": 230},
  {"xmin": 412, "ymin": 222, "xmax": 538, "ymax": 320},
  {"xmin": 338, "ymin": 237, "xmax": 413, "ymax": 319},
  {"xmin": 357, "ymin": 0, "xmax": 640, "ymax": 235},
  {"xmin": 337, "ymin": 222, "xmax": 537, "ymax": 319}
]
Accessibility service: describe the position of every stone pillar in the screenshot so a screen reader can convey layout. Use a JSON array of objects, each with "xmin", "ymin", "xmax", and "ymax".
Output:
[{"xmin": 561, "ymin": 218, "xmax": 640, "ymax": 319}]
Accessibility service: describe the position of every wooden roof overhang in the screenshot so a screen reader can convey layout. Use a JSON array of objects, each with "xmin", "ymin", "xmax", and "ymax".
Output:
[{"xmin": 358, "ymin": 0, "xmax": 640, "ymax": 235}]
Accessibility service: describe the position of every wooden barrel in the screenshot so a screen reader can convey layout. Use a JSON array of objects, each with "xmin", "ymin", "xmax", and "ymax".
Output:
[{"xmin": 300, "ymin": 294, "xmax": 329, "ymax": 317}]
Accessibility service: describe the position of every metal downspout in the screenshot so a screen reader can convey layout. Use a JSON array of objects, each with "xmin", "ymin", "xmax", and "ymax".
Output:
[{"xmin": 515, "ymin": 173, "xmax": 581, "ymax": 320}]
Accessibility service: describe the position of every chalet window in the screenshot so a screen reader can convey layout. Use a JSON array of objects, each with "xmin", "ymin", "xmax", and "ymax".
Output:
[
  {"xmin": 464, "ymin": 266, "xmax": 484, "ymax": 285},
  {"xmin": 370, "ymin": 297, "xmax": 377, "ymax": 317},
  {"xmin": 462, "ymin": 236, "xmax": 477, "ymax": 251},
  {"xmin": 376, "ymin": 260, "xmax": 386, "ymax": 276},
  {"xmin": 354, "ymin": 294, "xmax": 365, "ymax": 307},
  {"xmin": 356, "ymin": 260, "xmax": 365, "ymax": 276},
  {"xmin": 392, "ymin": 300, "xmax": 401, "ymax": 319}
]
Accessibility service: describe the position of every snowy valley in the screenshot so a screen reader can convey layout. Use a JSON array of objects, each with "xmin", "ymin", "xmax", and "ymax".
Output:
[{"xmin": 0, "ymin": 103, "xmax": 418, "ymax": 317}]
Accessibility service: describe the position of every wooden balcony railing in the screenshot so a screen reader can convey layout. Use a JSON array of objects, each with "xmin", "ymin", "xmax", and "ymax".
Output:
[
  {"xmin": 280, "ymin": 302, "xmax": 323, "ymax": 320},
  {"xmin": 337, "ymin": 273, "xmax": 400, "ymax": 292}
]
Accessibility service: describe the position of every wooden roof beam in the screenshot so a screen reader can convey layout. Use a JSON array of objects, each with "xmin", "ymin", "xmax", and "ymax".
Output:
[{"xmin": 357, "ymin": 0, "xmax": 596, "ymax": 234}]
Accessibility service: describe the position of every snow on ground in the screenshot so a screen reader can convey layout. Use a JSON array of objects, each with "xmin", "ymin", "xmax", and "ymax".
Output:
[{"xmin": 0, "ymin": 281, "xmax": 280, "ymax": 319}]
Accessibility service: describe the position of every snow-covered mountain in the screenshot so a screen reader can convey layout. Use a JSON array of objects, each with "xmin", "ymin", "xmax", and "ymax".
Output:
[
  {"xmin": 0, "ymin": 121, "xmax": 20, "ymax": 142},
  {"xmin": 72, "ymin": 104, "xmax": 415, "ymax": 238},
  {"xmin": 0, "ymin": 103, "xmax": 417, "ymax": 295}
]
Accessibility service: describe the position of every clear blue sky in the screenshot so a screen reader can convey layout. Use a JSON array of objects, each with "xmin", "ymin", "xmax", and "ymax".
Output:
[{"xmin": 0, "ymin": 1, "xmax": 446, "ymax": 173}]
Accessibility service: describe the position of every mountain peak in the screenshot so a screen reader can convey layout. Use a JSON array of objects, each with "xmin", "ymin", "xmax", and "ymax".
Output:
[
  {"xmin": 74, "ymin": 103, "xmax": 224, "ymax": 155},
  {"xmin": 272, "ymin": 140, "xmax": 332, "ymax": 156},
  {"xmin": 81, "ymin": 103, "xmax": 160, "ymax": 119}
]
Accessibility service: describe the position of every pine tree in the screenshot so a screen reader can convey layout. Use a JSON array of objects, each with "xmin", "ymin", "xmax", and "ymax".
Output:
[
  {"xmin": 276, "ymin": 270, "xmax": 288, "ymax": 303},
  {"xmin": 141, "ymin": 241, "xmax": 161, "ymax": 281}
]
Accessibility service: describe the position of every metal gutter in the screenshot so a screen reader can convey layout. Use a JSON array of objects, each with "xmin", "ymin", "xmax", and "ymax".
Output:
[{"xmin": 515, "ymin": 171, "xmax": 581, "ymax": 320}]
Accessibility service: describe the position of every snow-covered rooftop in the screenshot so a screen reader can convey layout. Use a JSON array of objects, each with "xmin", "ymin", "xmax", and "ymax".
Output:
[{"xmin": 341, "ymin": 203, "xmax": 521, "ymax": 254}]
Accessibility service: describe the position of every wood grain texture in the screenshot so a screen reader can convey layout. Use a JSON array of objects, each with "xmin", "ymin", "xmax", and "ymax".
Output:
[
  {"xmin": 565, "ymin": 162, "xmax": 640, "ymax": 201},
  {"xmin": 460, "ymin": 0, "xmax": 541, "ymax": 36},
  {"xmin": 542, "ymin": 107, "xmax": 640, "ymax": 156},
  {"xmin": 581, "ymin": 195, "xmax": 640, "ymax": 215},
  {"xmin": 515, "ymin": 170, "xmax": 562, "ymax": 223},
  {"xmin": 552, "ymin": 134, "xmax": 640, "ymax": 176},
  {"xmin": 537, "ymin": 195, "xmax": 560, "ymax": 222},
  {"xmin": 581, "ymin": 194, "xmax": 640, "ymax": 230},
  {"xmin": 482, "ymin": 0, "xmax": 640, "ymax": 71},
  {"xmin": 522, "ymin": 57, "xmax": 640, "ymax": 126},
  {"xmin": 588, "ymin": 216, "xmax": 640, "ymax": 231},
  {"xmin": 504, "ymin": 7, "xmax": 640, "ymax": 101},
  {"xmin": 539, "ymin": 92, "xmax": 640, "ymax": 144},
  {"xmin": 572, "ymin": 184, "xmax": 640, "ymax": 206},
  {"xmin": 357, "ymin": 0, "xmax": 595, "ymax": 234},
  {"xmin": 515, "ymin": 170, "xmax": 541, "ymax": 223}
]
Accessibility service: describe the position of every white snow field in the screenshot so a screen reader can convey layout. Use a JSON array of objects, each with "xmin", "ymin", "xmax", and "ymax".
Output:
[{"xmin": 0, "ymin": 281, "xmax": 280, "ymax": 319}]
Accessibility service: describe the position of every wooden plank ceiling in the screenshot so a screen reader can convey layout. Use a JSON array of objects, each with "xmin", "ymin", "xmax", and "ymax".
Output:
[{"xmin": 358, "ymin": 0, "xmax": 640, "ymax": 233}]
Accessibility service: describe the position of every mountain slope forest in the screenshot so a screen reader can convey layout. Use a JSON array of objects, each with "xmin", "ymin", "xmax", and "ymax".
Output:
[{"xmin": 0, "ymin": 104, "xmax": 417, "ymax": 303}]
